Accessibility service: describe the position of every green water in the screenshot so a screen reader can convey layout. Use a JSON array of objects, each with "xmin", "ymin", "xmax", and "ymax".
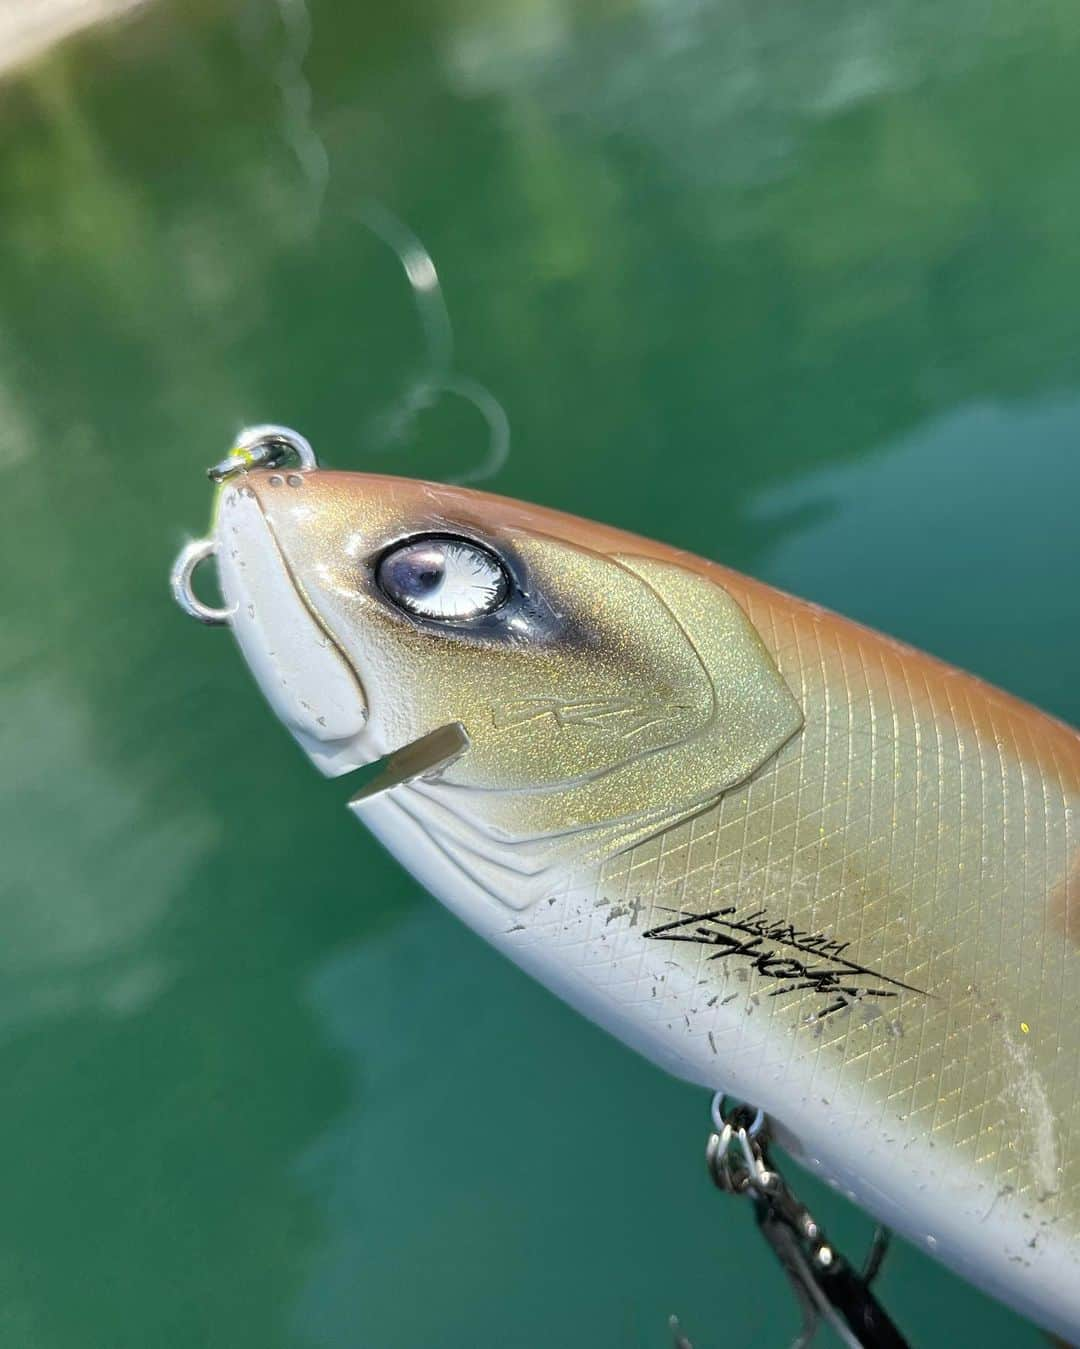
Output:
[{"xmin": 2, "ymin": 1, "xmax": 1080, "ymax": 1345}]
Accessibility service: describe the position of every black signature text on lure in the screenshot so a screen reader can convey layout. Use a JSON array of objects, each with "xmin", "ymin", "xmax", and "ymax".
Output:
[{"xmin": 642, "ymin": 906, "xmax": 928, "ymax": 1020}]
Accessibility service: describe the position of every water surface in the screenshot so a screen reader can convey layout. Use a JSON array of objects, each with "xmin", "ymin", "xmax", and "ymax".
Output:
[{"xmin": 2, "ymin": 1, "xmax": 1079, "ymax": 1344}]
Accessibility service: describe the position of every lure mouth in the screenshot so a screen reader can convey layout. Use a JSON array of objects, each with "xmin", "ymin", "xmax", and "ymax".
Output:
[
  {"xmin": 170, "ymin": 428, "xmax": 472, "ymax": 793},
  {"xmin": 171, "ymin": 468, "xmax": 375, "ymax": 775}
]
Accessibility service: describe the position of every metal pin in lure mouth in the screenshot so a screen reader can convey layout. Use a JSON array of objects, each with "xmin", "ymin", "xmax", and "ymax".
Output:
[
  {"xmin": 347, "ymin": 720, "xmax": 471, "ymax": 805},
  {"xmin": 206, "ymin": 423, "xmax": 318, "ymax": 483}
]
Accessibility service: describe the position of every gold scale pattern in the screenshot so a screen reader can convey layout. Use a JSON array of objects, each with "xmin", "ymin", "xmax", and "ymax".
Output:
[{"xmin": 580, "ymin": 576, "xmax": 1080, "ymax": 1224}]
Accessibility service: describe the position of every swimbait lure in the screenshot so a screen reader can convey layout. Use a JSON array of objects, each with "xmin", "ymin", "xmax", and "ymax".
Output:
[{"xmin": 173, "ymin": 427, "xmax": 1080, "ymax": 1345}]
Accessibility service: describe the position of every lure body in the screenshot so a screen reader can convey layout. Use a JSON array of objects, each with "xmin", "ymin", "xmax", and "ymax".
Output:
[{"xmin": 190, "ymin": 466, "xmax": 1080, "ymax": 1341}]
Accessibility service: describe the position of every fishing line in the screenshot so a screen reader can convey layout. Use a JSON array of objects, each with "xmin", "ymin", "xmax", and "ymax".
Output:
[
  {"xmin": 354, "ymin": 200, "xmax": 511, "ymax": 485},
  {"xmin": 251, "ymin": 5, "xmax": 510, "ymax": 483}
]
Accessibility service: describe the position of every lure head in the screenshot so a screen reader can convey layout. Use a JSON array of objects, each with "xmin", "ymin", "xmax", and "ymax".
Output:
[{"xmin": 190, "ymin": 462, "xmax": 802, "ymax": 909}]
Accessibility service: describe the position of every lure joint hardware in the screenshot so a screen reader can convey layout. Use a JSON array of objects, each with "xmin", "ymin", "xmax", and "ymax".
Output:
[
  {"xmin": 206, "ymin": 424, "xmax": 318, "ymax": 483},
  {"xmin": 701, "ymin": 1092, "xmax": 910, "ymax": 1349},
  {"xmin": 172, "ymin": 425, "xmax": 320, "ymax": 623},
  {"xmin": 170, "ymin": 537, "xmax": 233, "ymax": 626}
]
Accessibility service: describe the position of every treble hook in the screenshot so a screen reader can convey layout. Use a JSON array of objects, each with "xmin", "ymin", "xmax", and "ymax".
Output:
[{"xmin": 696, "ymin": 1093, "xmax": 910, "ymax": 1349}]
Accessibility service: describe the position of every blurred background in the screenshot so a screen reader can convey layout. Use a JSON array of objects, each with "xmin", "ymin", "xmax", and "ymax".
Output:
[{"xmin": 2, "ymin": 0, "xmax": 1080, "ymax": 1345}]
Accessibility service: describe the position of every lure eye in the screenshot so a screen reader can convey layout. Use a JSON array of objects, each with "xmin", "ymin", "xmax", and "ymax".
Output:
[{"xmin": 376, "ymin": 535, "xmax": 510, "ymax": 621}]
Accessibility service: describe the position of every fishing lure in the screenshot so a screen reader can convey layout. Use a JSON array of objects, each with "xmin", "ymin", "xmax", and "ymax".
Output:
[{"xmin": 173, "ymin": 427, "xmax": 1080, "ymax": 1346}]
